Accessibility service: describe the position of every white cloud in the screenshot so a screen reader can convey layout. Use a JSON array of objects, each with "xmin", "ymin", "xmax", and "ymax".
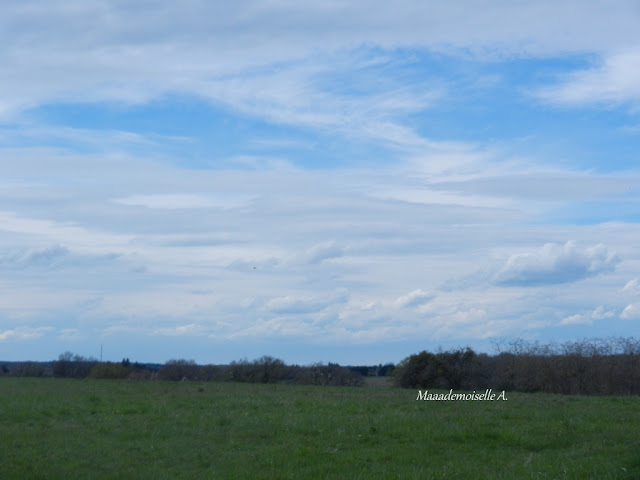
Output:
[
  {"xmin": 591, "ymin": 305, "xmax": 616, "ymax": 320},
  {"xmin": 114, "ymin": 193, "xmax": 255, "ymax": 210},
  {"xmin": 622, "ymin": 278, "xmax": 640, "ymax": 296},
  {"xmin": 57, "ymin": 328, "xmax": 85, "ymax": 341},
  {"xmin": 152, "ymin": 323, "xmax": 204, "ymax": 337},
  {"xmin": 1, "ymin": 1, "xmax": 638, "ymax": 131},
  {"xmin": 493, "ymin": 241, "xmax": 620, "ymax": 286},
  {"xmin": 191, "ymin": 56, "xmax": 445, "ymax": 149},
  {"xmin": 536, "ymin": 48, "xmax": 640, "ymax": 107},
  {"xmin": 372, "ymin": 187, "xmax": 511, "ymax": 209},
  {"xmin": 560, "ymin": 306, "xmax": 615, "ymax": 325},
  {"xmin": 303, "ymin": 242, "xmax": 345, "ymax": 264},
  {"xmin": 0, "ymin": 150, "xmax": 637, "ymax": 359},
  {"xmin": 265, "ymin": 291, "xmax": 348, "ymax": 315},
  {"xmin": 0, "ymin": 326, "xmax": 53, "ymax": 342},
  {"xmin": 430, "ymin": 172, "xmax": 638, "ymax": 202},
  {"xmin": 0, "ymin": 210, "xmax": 134, "ymax": 256},
  {"xmin": 0, "ymin": 245, "xmax": 70, "ymax": 269},
  {"xmin": 560, "ymin": 314, "xmax": 589, "ymax": 325},
  {"xmin": 0, "ymin": 244, "xmax": 124, "ymax": 273},
  {"xmin": 621, "ymin": 303, "xmax": 640, "ymax": 320},
  {"xmin": 395, "ymin": 289, "xmax": 435, "ymax": 308}
]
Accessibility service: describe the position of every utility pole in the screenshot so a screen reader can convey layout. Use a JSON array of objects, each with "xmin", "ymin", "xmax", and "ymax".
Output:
[{"xmin": 100, "ymin": 344, "xmax": 103, "ymax": 362}]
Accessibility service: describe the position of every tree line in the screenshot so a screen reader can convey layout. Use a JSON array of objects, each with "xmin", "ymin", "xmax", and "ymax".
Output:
[
  {"xmin": 4, "ymin": 336, "xmax": 639, "ymax": 395},
  {"xmin": 394, "ymin": 337, "xmax": 640, "ymax": 395},
  {"xmin": 157, "ymin": 356, "xmax": 365, "ymax": 386},
  {"xmin": 0, "ymin": 353, "xmax": 370, "ymax": 387}
]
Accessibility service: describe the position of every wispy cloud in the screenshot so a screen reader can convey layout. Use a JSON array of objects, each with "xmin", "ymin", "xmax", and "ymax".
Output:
[
  {"xmin": 535, "ymin": 48, "xmax": 640, "ymax": 108},
  {"xmin": 114, "ymin": 193, "xmax": 255, "ymax": 210},
  {"xmin": 0, "ymin": 245, "xmax": 70, "ymax": 269},
  {"xmin": 0, "ymin": 326, "xmax": 53, "ymax": 342},
  {"xmin": 395, "ymin": 289, "xmax": 435, "ymax": 308},
  {"xmin": 560, "ymin": 306, "xmax": 615, "ymax": 325},
  {"xmin": 265, "ymin": 291, "xmax": 349, "ymax": 316},
  {"xmin": 152, "ymin": 323, "xmax": 206, "ymax": 337},
  {"xmin": 302, "ymin": 242, "xmax": 345, "ymax": 264}
]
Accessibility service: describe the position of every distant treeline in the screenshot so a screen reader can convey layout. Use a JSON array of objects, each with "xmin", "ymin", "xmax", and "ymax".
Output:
[
  {"xmin": 5, "ymin": 337, "xmax": 639, "ymax": 395},
  {"xmin": 394, "ymin": 337, "xmax": 640, "ymax": 395},
  {"xmin": 0, "ymin": 353, "xmax": 395, "ymax": 387}
]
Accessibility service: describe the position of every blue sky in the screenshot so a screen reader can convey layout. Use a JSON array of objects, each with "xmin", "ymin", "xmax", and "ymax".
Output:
[{"xmin": 1, "ymin": 0, "xmax": 640, "ymax": 365}]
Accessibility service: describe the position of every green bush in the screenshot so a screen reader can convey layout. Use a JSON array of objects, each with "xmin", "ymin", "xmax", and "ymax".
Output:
[
  {"xmin": 89, "ymin": 362, "xmax": 130, "ymax": 379},
  {"xmin": 158, "ymin": 359, "xmax": 200, "ymax": 381}
]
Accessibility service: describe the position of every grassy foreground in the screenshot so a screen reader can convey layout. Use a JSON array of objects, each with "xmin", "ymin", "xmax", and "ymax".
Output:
[{"xmin": 1, "ymin": 378, "xmax": 639, "ymax": 479}]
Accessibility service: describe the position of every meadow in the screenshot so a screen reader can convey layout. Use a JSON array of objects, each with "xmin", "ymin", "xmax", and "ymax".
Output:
[{"xmin": 1, "ymin": 377, "xmax": 639, "ymax": 479}]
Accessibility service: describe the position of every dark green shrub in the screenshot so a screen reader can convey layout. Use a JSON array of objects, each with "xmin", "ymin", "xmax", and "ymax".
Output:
[
  {"xmin": 89, "ymin": 362, "xmax": 130, "ymax": 379},
  {"xmin": 158, "ymin": 359, "xmax": 200, "ymax": 381}
]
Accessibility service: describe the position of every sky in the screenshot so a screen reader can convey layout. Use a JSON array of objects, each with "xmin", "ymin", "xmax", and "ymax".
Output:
[{"xmin": 1, "ymin": 0, "xmax": 640, "ymax": 365}]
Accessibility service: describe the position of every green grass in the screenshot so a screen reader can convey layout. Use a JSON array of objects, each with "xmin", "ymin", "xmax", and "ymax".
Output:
[{"xmin": 1, "ymin": 378, "xmax": 639, "ymax": 479}]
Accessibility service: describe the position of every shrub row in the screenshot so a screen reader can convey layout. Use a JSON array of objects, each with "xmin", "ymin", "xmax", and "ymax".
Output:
[
  {"xmin": 158, "ymin": 356, "xmax": 363, "ymax": 386},
  {"xmin": 1, "ymin": 353, "xmax": 364, "ymax": 386},
  {"xmin": 394, "ymin": 337, "xmax": 640, "ymax": 395}
]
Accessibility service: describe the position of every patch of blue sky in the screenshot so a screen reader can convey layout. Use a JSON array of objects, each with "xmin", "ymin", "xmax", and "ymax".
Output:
[
  {"xmin": 402, "ymin": 55, "xmax": 626, "ymax": 136},
  {"xmin": 537, "ymin": 319, "xmax": 633, "ymax": 345},
  {"xmin": 22, "ymin": 47, "xmax": 640, "ymax": 174},
  {"xmin": 310, "ymin": 45, "xmax": 429, "ymax": 93},
  {"xmin": 403, "ymin": 53, "xmax": 640, "ymax": 170},
  {"xmin": 25, "ymin": 96, "xmax": 252, "ymax": 162},
  {"xmin": 32, "ymin": 95, "xmax": 226, "ymax": 138},
  {"xmin": 24, "ymin": 94, "xmax": 392, "ymax": 170},
  {"xmin": 546, "ymin": 198, "xmax": 640, "ymax": 225}
]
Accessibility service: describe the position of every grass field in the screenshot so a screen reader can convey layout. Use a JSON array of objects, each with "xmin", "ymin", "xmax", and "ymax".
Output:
[{"xmin": 1, "ymin": 378, "xmax": 639, "ymax": 479}]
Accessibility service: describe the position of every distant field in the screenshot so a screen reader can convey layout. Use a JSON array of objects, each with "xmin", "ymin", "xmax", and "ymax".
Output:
[{"xmin": 1, "ymin": 378, "xmax": 639, "ymax": 479}]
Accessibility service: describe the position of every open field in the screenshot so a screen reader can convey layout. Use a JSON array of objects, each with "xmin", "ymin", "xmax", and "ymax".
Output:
[{"xmin": 1, "ymin": 378, "xmax": 639, "ymax": 479}]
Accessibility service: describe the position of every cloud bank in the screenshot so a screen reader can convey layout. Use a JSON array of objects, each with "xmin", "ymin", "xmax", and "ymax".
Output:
[{"xmin": 493, "ymin": 241, "xmax": 620, "ymax": 287}]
